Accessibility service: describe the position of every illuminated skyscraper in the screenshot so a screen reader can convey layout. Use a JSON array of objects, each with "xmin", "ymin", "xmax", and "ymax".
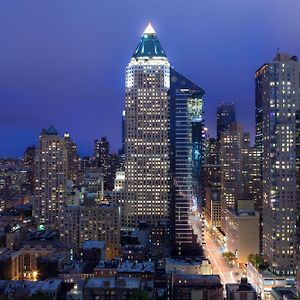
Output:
[
  {"xmin": 216, "ymin": 103, "xmax": 236, "ymax": 141},
  {"xmin": 256, "ymin": 53, "xmax": 300, "ymax": 275},
  {"xmin": 33, "ymin": 126, "xmax": 69, "ymax": 227},
  {"xmin": 296, "ymin": 110, "xmax": 300, "ymax": 293},
  {"xmin": 219, "ymin": 122, "xmax": 243, "ymax": 229},
  {"xmin": 169, "ymin": 68, "xmax": 204, "ymax": 256},
  {"xmin": 124, "ymin": 24, "xmax": 170, "ymax": 229},
  {"xmin": 216, "ymin": 103, "xmax": 236, "ymax": 163}
]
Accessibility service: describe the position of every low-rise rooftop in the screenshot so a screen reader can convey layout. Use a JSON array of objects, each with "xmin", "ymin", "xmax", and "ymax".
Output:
[
  {"xmin": 82, "ymin": 240, "xmax": 105, "ymax": 250},
  {"xmin": 118, "ymin": 261, "xmax": 155, "ymax": 273}
]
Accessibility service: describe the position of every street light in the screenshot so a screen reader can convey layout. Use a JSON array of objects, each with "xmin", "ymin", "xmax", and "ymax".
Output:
[{"xmin": 32, "ymin": 270, "xmax": 38, "ymax": 281}]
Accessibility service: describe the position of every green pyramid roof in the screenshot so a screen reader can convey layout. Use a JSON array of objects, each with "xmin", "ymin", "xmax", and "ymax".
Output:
[
  {"xmin": 47, "ymin": 125, "xmax": 58, "ymax": 135},
  {"xmin": 132, "ymin": 23, "xmax": 167, "ymax": 58}
]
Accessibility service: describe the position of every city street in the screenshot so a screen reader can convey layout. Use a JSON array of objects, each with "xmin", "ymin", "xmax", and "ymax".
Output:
[
  {"xmin": 190, "ymin": 213, "xmax": 242, "ymax": 286},
  {"xmin": 204, "ymin": 227, "xmax": 242, "ymax": 286}
]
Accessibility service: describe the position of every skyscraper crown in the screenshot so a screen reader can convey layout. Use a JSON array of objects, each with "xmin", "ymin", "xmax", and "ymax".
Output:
[{"xmin": 132, "ymin": 23, "xmax": 167, "ymax": 58}]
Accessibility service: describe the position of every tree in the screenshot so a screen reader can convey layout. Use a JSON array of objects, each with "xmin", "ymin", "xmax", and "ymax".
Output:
[
  {"xmin": 248, "ymin": 253, "xmax": 268, "ymax": 270},
  {"xmin": 222, "ymin": 251, "xmax": 236, "ymax": 264}
]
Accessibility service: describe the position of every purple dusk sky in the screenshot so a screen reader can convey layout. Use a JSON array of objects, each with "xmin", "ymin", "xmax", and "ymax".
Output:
[{"xmin": 0, "ymin": 0, "xmax": 300, "ymax": 157}]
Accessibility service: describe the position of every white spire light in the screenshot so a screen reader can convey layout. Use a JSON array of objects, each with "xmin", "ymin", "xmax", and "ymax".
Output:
[{"xmin": 143, "ymin": 22, "xmax": 156, "ymax": 35}]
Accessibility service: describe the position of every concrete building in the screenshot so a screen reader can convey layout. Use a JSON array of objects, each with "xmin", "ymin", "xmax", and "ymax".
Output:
[
  {"xmin": 83, "ymin": 169, "xmax": 104, "ymax": 203},
  {"xmin": 3, "ymin": 279, "xmax": 62, "ymax": 300},
  {"xmin": 224, "ymin": 207, "xmax": 260, "ymax": 265},
  {"xmin": 93, "ymin": 137, "xmax": 118, "ymax": 192},
  {"xmin": 83, "ymin": 277, "xmax": 142, "ymax": 300},
  {"xmin": 64, "ymin": 132, "xmax": 81, "ymax": 186},
  {"xmin": 33, "ymin": 126, "xmax": 69, "ymax": 227},
  {"xmin": 165, "ymin": 257, "xmax": 212, "ymax": 275},
  {"xmin": 220, "ymin": 122, "xmax": 243, "ymax": 228},
  {"xmin": 241, "ymin": 133, "xmax": 262, "ymax": 211},
  {"xmin": 81, "ymin": 240, "xmax": 105, "ymax": 265},
  {"xmin": 93, "ymin": 259, "xmax": 119, "ymax": 278},
  {"xmin": 60, "ymin": 201, "xmax": 120, "ymax": 259},
  {"xmin": 216, "ymin": 102, "xmax": 236, "ymax": 164},
  {"xmin": 226, "ymin": 278, "xmax": 257, "ymax": 300},
  {"xmin": 118, "ymin": 260, "xmax": 155, "ymax": 285},
  {"xmin": 296, "ymin": 110, "xmax": 300, "ymax": 294},
  {"xmin": 205, "ymin": 189, "xmax": 221, "ymax": 229},
  {"xmin": 124, "ymin": 23, "xmax": 170, "ymax": 229},
  {"xmin": 256, "ymin": 53, "xmax": 300, "ymax": 275},
  {"xmin": 247, "ymin": 262, "xmax": 295, "ymax": 299},
  {"xmin": 168, "ymin": 274, "xmax": 223, "ymax": 300},
  {"xmin": 216, "ymin": 102, "xmax": 236, "ymax": 141},
  {"xmin": 37, "ymin": 251, "xmax": 69, "ymax": 280},
  {"xmin": 270, "ymin": 287, "xmax": 300, "ymax": 300},
  {"xmin": 120, "ymin": 245, "xmax": 147, "ymax": 262}
]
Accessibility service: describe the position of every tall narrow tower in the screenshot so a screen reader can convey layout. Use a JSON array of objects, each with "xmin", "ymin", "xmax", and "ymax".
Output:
[
  {"xmin": 33, "ymin": 126, "xmax": 69, "ymax": 227},
  {"xmin": 169, "ymin": 68, "xmax": 204, "ymax": 256},
  {"xmin": 256, "ymin": 53, "xmax": 300, "ymax": 275},
  {"xmin": 124, "ymin": 24, "xmax": 170, "ymax": 229}
]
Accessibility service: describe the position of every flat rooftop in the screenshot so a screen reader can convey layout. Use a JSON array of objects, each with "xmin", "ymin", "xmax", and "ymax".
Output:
[{"xmin": 82, "ymin": 240, "xmax": 105, "ymax": 250}]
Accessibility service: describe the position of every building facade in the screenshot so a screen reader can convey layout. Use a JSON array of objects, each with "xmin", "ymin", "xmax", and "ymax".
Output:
[
  {"xmin": 220, "ymin": 122, "xmax": 243, "ymax": 228},
  {"xmin": 256, "ymin": 53, "xmax": 300, "ymax": 275},
  {"xmin": 60, "ymin": 202, "xmax": 120, "ymax": 260},
  {"xmin": 33, "ymin": 126, "xmax": 69, "ymax": 227},
  {"xmin": 169, "ymin": 68, "xmax": 204, "ymax": 256},
  {"xmin": 216, "ymin": 103, "xmax": 236, "ymax": 141},
  {"xmin": 123, "ymin": 24, "xmax": 170, "ymax": 229}
]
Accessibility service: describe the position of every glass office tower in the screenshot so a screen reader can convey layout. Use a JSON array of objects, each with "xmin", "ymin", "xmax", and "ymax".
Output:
[{"xmin": 170, "ymin": 68, "xmax": 205, "ymax": 256}]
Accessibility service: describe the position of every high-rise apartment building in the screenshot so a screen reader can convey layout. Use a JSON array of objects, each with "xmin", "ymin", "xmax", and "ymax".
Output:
[
  {"xmin": 64, "ymin": 133, "xmax": 81, "ymax": 186},
  {"xmin": 93, "ymin": 137, "xmax": 118, "ymax": 191},
  {"xmin": 123, "ymin": 24, "xmax": 170, "ymax": 229},
  {"xmin": 33, "ymin": 126, "xmax": 69, "ymax": 227},
  {"xmin": 256, "ymin": 53, "xmax": 300, "ymax": 275},
  {"xmin": 60, "ymin": 200, "xmax": 120, "ymax": 260},
  {"xmin": 94, "ymin": 137, "xmax": 109, "ymax": 163},
  {"xmin": 296, "ymin": 110, "xmax": 300, "ymax": 292},
  {"xmin": 169, "ymin": 68, "xmax": 204, "ymax": 256},
  {"xmin": 220, "ymin": 122, "xmax": 243, "ymax": 228},
  {"xmin": 241, "ymin": 133, "xmax": 262, "ymax": 211},
  {"xmin": 23, "ymin": 145, "xmax": 36, "ymax": 193},
  {"xmin": 216, "ymin": 103, "xmax": 236, "ymax": 164}
]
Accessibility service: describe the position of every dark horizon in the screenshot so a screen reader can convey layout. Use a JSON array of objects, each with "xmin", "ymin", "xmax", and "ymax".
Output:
[{"xmin": 1, "ymin": 0, "xmax": 300, "ymax": 157}]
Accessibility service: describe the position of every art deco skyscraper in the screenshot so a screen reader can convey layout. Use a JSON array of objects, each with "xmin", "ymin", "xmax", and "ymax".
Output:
[
  {"xmin": 124, "ymin": 24, "xmax": 170, "ymax": 229},
  {"xmin": 256, "ymin": 53, "xmax": 300, "ymax": 275},
  {"xmin": 33, "ymin": 126, "xmax": 69, "ymax": 227}
]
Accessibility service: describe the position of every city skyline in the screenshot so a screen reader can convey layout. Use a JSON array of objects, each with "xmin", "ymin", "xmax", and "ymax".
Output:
[
  {"xmin": 1, "ymin": 0, "xmax": 300, "ymax": 157},
  {"xmin": 0, "ymin": 4, "xmax": 299, "ymax": 298}
]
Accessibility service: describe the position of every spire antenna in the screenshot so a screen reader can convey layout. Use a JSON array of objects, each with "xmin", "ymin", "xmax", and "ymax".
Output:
[{"xmin": 144, "ymin": 22, "xmax": 156, "ymax": 35}]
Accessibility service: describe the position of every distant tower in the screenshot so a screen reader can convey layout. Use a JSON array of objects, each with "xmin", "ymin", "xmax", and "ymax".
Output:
[
  {"xmin": 216, "ymin": 103, "xmax": 236, "ymax": 141},
  {"xmin": 23, "ymin": 145, "xmax": 36, "ymax": 193},
  {"xmin": 296, "ymin": 110, "xmax": 300, "ymax": 292},
  {"xmin": 124, "ymin": 23, "xmax": 170, "ymax": 229},
  {"xmin": 94, "ymin": 137, "xmax": 110, "ymax": 163},
  {"xmin": 169, "ymin": 68, "xmax": 205, "ymax": 256},
  {"xmin": 219, "ymin": 122, "xmax": 243, "ymax": 228},
  {"xmin": 63, "ymin": 132, "xmax": 81, "ymax": 186},
  {"xmin": 256, "ymin": 53, "xmax": 300, "ymax": 275},
  {"xmin": 33, "ymin": 126, "xmax": 69, "ymax": 227}
]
